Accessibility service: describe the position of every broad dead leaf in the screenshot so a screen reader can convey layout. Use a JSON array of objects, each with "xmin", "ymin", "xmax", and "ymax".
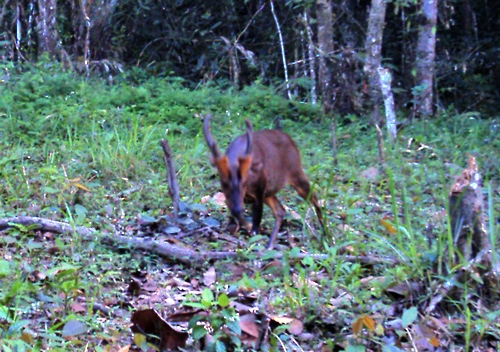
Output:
[
  {"xmin": 239, "ymin": 313, "xmax": 259, "ymax": 337},
  {"xmin": 269, "ymin": 315, "xmax": 294, "ymax": 325},
  {"xmin": 352, "ymin": 315, "xmax": 375, "ymax": 336},
  {"xmin": 287, "ymin": 318, "xmax": 304, "ymax": 335},
  {"xmin": 203, "ymin": 266, "xmax": 216, "ymax": 286},
  {"xmin": 131, "ymin": 309, "xmax": 188, "ymax": 350},
  {"xmin": 413, "ymin": 323, "xmax": 440, "ymax": 350},
  {"xmin": 380, "ymin": 217, "xmax": 397, "ymax": 235},
  {"xmin": 386, "ymin": 281, "xmax": 422, "ymax": 297},
  {"xmin": 70, "ymin": 302, "xmax": 86, "ymax": 313},
  {"xmin": 269, "ymin": 315, "xmax": 303, "ymax": 335},
  {"xmin": 212, "ymin": 192, "xmax": 226, "ymax": 206},
  {"xmin": 360, "ymin": 166, "xmax": 380, "ymax": 182},
  {"xmin": 168, "ymin": 309, "xmax": 207, "ymax": 322}
]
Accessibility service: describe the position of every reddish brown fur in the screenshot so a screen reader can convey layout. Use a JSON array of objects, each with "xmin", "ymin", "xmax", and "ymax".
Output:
[{"xmin": 203, "ymin": 114, "xmax": 324, "ymax": 249}]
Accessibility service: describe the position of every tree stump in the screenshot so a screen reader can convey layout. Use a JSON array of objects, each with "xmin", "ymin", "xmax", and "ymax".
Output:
[{"xmin": 448, "ymin": 155, "xmax": 490, "ymax": 265}]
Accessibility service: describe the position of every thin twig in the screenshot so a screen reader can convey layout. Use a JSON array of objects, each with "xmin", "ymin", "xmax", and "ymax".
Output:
[
  {"xmin": 330, "ymin": 121, "xmax": 338, "ymax": 167},
  {"xmin": 160, "ymin": 139, "xmax": 180, "ymax": 221},
  {"xmin": 374, "ymin": 123, "xmax": 385, "ymax": 171},
  {"xmin": 270, "ymin": 0, "xmax": 291, "ymax": 99}
]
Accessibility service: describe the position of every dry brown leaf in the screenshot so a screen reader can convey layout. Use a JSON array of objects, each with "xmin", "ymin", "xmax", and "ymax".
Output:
[
  {"xmin": 361, "ymin": 315, "xmax": 375, "ymax": 332},
  {"xmin": 230, "ymin": 301, "xmax": 255, "ymax": 315},
  {"xmin": 413, "ymin": 323, "xmax": 440, "ymax": 350},
  {"xmin": 20, "ymin": 332, "xmax": 34, "ymax": 344},
  {"xmin": 70, "ymin": 302, "xmax": 86, "ymax": 313},
  {"xmin": 386, "ymin": 281, "xmax": 422, "ymax": 297},
  {"xmin": 360, "ymin": 166, "xmax": 380, "ymax": 182},
  {"xmin": 269, "ymin": 315, "xmax": 294, "ymax": 325},
  {"xmin": 380, "ymin": 217, "xmax": 397, "ymax": 235},
  {"xmin": 239, "ymin": 314, "xmax": 259, "ymax": 337},
  {"xmin": 203, "ymin": 266, "xmax": 216, "ymax": 286},
  {"xmin": 131, "ymin": 309, "xmax": 188, "ymax": 350},
  {"xmin": 352, "ymin": 315, "xmax": 375, "ymax": 336},
  {"xmin": 168, "ymin": 309, "xmax": 206, "ymax": 323},
  {"xmin": 212, "ymin": 192, "xmax": 226, "ymax": 206},
  {"xmin": 352, "ymin": 316, "xmax": 363, "ymax": 336},
  {"xmin": 268, "ymin": 315, "xmax": 303, "ymax": 335},
  {"xmin": 287, "ymin": 318, "xmax": 304, "ymax": 335}
]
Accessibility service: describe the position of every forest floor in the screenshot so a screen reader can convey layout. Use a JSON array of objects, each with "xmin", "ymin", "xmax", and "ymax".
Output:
[{"xmin": 0, "ymin": 70, "xmax": 499, "ymax": 351}]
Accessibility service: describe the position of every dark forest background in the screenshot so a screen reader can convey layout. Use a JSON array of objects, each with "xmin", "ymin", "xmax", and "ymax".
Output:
[{"xmin": 0, "ymin": 0, "xmax": 499, "ymax": 117}]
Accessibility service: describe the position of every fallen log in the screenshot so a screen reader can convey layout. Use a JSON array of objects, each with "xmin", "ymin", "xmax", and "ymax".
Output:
[{"xmin": 0, "ymin": 216, "xmax": 398, "ymax": 267}]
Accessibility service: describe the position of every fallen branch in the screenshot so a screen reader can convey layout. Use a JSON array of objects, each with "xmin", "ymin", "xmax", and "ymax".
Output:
[
  {"xmin": 425, "ymin": 249, "xmax": 492, "ymax": 315},
  {"xmin": 0, "ymin": 216, "xmax": 398, "ymax": 266}
]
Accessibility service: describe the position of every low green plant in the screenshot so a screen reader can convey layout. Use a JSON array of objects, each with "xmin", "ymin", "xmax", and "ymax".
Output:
[{"xmin": 184, "ymin": 288, "xmax": 241, "ymax": 351}]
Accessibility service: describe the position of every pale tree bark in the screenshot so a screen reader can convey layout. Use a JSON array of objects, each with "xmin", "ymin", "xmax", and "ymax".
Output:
[
  {"xmin": 363, "ymin": 0, "xmax": 388, "ymax": 167},
  {"xmin": 37, "ymin": 0, "xmax": 72, "ymax": 67},
  {"xmin": 378, "ymin": 67, "xmax": 397, "ymax": 141},
  {"xmin": 302, "ymin": 10, "xmax": 317, "ymax": 105},
  {"xmin": 316, "ymin": 0, "xmax": 334, "ymax": 113},
  {"xmin": 37, "ymin": 0, "xmax": 58, "ymax": 57},
  {"xmin": 363, "ymin": 0, "xmax": 387, "ymax": 124},
  {"xmin": 270, "ymin": 0, "xmax": 291, "ymax": 99},
  {"xmin": 415, "ymin": 0, "xmax": 438, "ymax": 116}
]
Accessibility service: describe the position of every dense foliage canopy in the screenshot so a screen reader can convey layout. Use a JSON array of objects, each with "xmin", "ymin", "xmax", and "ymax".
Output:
[{"xmin": 0, "ymin": 0, "xmax": 499, "ymax": 115}]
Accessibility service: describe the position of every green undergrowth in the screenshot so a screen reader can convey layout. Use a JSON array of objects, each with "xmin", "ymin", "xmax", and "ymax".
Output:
[{"xmin": 0, "ymin": 65, "xmax": 499, "ymax": 350}]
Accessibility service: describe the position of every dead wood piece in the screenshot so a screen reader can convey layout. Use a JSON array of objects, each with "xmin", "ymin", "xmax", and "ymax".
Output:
[
  {"xmin": 330, "ymin": 122, "xmax": 338, "ymax": 167},
  {"xmin": 448, "ymin": 155, "xmax": 490, "ymax": 264},
  {"xmin": 426, "ymin": 157, "xmax": 495, "ymax": 315},
  {"xmin": 374, "ymin": 123, "xmax": 385, "ymax": 171},
  {"xmin": 160, "ymin": 139, "xmax": 180, "ymax": 221},
  {"xmin": 425, "ymin": 249, "xmax": 492, "ymax": 315},
  {"xmin": 0, "ymin": 216, "xmax": 398, "ymax": 267}
]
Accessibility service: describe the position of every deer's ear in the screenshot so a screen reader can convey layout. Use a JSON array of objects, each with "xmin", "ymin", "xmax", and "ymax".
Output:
[
  {"xmin": 214, "ymin": 156, "xmax": 230, "ymax": 180},
  {"xmin": 238, "ymin": 156, "xmax": 253, "ymax": 178}
]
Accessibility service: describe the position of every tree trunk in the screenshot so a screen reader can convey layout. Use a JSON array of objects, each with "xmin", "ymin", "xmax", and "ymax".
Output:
[
  {"xmin": 37, "ymin": 0, "xmax": 58, "ymax": 58},
  {"xmin": 363, "ymin": 0, "xmax": 387, "ymax": 124},
  {"xmin": 415, "ymin": 0, "xmax": 438, "ymax": 116},
  {"xmin": 378, "ymin": 67, "xmax": 397, "ymax": 141},
  {"xmin": 302, "ymin": 10, "xmax": 317, "ymax": 105},
  {"xmin": 316, "ymin": 0, "xmax": 334, "ymax": 113}
]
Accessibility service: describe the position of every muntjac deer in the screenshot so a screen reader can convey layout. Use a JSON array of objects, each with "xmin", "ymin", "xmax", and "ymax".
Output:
[{"xmin": 203, "ymin": 114, "xmax": 324, "ymax": 249}]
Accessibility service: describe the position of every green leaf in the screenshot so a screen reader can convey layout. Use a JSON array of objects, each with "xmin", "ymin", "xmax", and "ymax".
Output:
[
  {"xmin": 26, "ymin": 240, "xmax": 44, "ymax": 250},
  {"xmin": 217, "ymin": 293, "xmax": 229, "ymax": 308},
  {"xmin": 401, "ymin": 306, "xmax": 418, "ymax": 327},
  {"xmin": 42, "ymin": 187, "xmax": 60, "ymax": 194},
  {"xmin": 346, "ymin": 345, "xmax": 365, "ymax": 352},
  {"xmin": 289, "ymin": 247, "xmax": 300, "ymax": 258},
  {"xmin": 7, "ymin": 320, "xmax": 30, "ymax": 335},
  {"xmin": 74, "ymin": 204, "xmax": 88, "ymax": 218},
  {"xmin": 346, "ymin": 208, "xmax": 363, "ymax": 215},
  {"xmin": 202, "ymin": 288, "xmax": 214, "ymax": 303},
  {"xmin": 214, "ymin": 339, "xmax": 227, "ymax": 352},
  {"xmin": 0, "ymin": 306, "xmax": 11, "ymax": 321},
  {"xmin": 183, "ymin": 301, "xmax": 208, "ymax": 309},
  {"xmin": 191, "ymin": 325, "xmax": 207, "ymax": 341},
  {"xmin": 0, "ymin": 260, "xmax": 11, "ymax": 277},
  {"xmin": 301, "ymin": 255, "xmax": 314, "ymax": 268},
  {"xmin": 201, "ymin": 299, "xmax": 212, "ymax": 309},
  {"xmin": 62, "ymin": 320, "xmax": 87, "ymax": 337},
  {"xmin": 226, "ymin": 319, "xmax": 241, "ymax": 335}
]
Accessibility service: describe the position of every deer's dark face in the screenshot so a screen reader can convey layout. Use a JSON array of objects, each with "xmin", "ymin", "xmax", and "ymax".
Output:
[{"xmin": 215, "ymin": 155, "xmax": 252, "ymax": 226}]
